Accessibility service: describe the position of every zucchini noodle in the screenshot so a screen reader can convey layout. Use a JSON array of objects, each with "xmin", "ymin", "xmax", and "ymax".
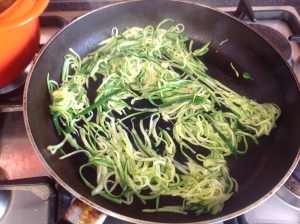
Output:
[{"xmin": 46, "ymin": 19, "xmax": 280, "ymax": 216}]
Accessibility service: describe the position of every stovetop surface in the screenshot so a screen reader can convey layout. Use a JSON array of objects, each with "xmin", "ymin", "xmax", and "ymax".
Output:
[
  {"xmin": 45, "ymin": 0, "xmax": 300, "ymax": 16},
  {"xmin": 1, "ymin": 2, "xmax": 300, "ymax": 224}
]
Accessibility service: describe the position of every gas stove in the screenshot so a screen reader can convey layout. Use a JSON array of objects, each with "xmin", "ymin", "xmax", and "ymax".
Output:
[{"xmin": 0, "ymin": 1, "xmax": 300, "ymax": 224}]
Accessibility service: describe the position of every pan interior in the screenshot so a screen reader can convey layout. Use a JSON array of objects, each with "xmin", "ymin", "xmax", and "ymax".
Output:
[{"xmin": 25, "ymin": 1, "xmax": 300, "ymax": 223}]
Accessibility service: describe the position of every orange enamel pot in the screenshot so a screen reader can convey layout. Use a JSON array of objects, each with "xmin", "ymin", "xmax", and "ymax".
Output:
[{"xmin": 0, "ymin": 0, "xmax": 49, "ymax": 89}]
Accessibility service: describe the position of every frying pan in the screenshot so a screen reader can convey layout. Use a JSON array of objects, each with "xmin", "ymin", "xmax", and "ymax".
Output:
[{"xmin": 23, "ymin": 0, "xmax": 300, "ymax": 223}]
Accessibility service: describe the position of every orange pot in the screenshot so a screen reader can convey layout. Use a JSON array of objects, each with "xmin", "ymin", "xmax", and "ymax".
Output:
[{"xmin": 0, "ymin": 0, "xmax": 49, "ymax": 89}]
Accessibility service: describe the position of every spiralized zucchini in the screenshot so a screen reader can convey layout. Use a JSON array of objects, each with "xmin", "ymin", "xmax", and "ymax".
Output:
[{"xmin": 46, "ymin": 19, "xmax": 280, "ymax": 215}]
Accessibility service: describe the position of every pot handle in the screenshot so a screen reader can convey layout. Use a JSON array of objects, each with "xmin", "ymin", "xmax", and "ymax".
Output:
[{"xmin": 56, "ymin": 198, "xmax": 107, "ymax": 224}]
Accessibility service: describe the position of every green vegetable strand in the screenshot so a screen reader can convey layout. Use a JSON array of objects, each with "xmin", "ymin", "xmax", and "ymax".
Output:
[{"xmin": 46, "ymin": 19, "xmax": 281, "ymax": 216}]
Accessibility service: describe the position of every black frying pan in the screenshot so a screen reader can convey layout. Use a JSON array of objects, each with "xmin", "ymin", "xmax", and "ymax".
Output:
[{"xmin": 24, "ymin": 0, "xmax": 300, "ymax": 223}]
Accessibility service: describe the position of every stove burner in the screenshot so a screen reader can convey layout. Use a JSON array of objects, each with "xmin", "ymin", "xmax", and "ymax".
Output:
[
  {"xmin": 279, "ymin": 163, "xmax": 300, "ymax": 206},
  {"xmin": 291, "ymin": 162, "xmax": 300, "ymax": 184},
  {"xmin": 275, "ymin": 160, "xmax": 300, "ymax": 209},
  {"xmin": 276, "ymin": 176, "xmax": 300, "ymax": 210},
  {"xmin": 0, "ymin": 170, "xmax": 11, "ymax": 222},
  {"xmin": 250, "ymin": 24, "xmax": 293, "ymax": 68}
]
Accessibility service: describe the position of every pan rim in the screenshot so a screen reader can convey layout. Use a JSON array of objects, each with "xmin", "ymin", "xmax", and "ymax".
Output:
[{"xmin": 23, "ymin": 0, "xmax": 300, "ymax": 223}]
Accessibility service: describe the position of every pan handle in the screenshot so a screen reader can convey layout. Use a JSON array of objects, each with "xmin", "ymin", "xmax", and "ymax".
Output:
[{"xmin": 55, "ymin": 198, "xmax": 107, "ymax": 224}]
